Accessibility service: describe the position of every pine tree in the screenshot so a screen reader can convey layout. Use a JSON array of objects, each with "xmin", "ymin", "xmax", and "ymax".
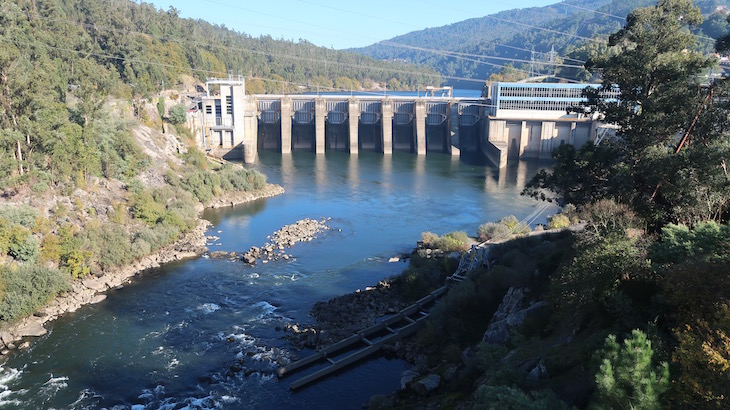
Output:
[{"xmin": 591, "ymin": 329, "xmax": 669, "ymax": 410}]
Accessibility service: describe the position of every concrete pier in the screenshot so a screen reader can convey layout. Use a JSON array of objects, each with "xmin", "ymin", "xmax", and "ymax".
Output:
[
  {"xmin": 243, "ymin": 97, "xmax": 258, "ymax": 163},
  {"xmin": 348, "ymin": 99, "xmax": 359, "ymax": 154},
  {"xmin": 381, "ymin": 99, "xmax": 393, "ymax": 155},
  {"xmin": 281, "ymin": 97, "xmax": 292, "ymax": 154},
  {"xmin": 414, "ymin": 100, "xmax": 426, "ymax": 155},
  {"xmin": 449, "ymin": 103, "xmax": 460, "ymax": 156},
  {"xmin": 315, "ymin": 98, "xmax": 326, "ymax": 153}
]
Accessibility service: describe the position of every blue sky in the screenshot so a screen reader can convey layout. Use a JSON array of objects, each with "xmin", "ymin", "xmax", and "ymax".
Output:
[{"xmin": 148, "ymin": 0, "xmax": 561, "ymax": 49}]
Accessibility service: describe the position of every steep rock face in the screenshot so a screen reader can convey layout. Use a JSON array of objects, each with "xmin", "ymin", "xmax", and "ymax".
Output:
[{"xmin": 482, "ymin": 287, "xmax": 547, "ymax": 345}]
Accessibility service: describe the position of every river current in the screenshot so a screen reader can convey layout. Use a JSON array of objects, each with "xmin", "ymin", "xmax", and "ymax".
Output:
[{"xmin": 0, "ymin": 152, "xmax": 555, "ymax": 409}]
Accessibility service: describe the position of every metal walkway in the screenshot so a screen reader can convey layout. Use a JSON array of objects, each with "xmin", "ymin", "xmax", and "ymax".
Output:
[{"xmin": 277, "ymin": 287, "xmax": 447, "ymax": 390}]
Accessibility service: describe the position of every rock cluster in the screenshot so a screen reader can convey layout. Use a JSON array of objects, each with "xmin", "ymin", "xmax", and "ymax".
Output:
[
  {"xmin": 283, "ymin": 280, "xmax": 405, "ymax": 349},
  {"xmin": 482, "ymin": 287, "xmax": 548, "ymax": 345},
  {"xmin": 240, "ymin": 218, "xmax": 332, "ymax": 265}
]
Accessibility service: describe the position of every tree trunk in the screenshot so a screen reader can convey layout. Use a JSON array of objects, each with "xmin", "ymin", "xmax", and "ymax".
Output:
[{"xmin": 16, "ymin": 140, "xmax": 23, "ymax": 176}]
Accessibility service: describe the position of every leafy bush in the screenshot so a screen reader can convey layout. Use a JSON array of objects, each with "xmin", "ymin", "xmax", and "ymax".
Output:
[
  {"xmin": 0, "ymin": 265, "xmax": 69, "ymax": 324},
  {"xmin": 130, "ymin": 191, "xmax": 166, "ymax": 225},
  {"xmin": 550, "ymin": 231, "xmax": 651, "ymax": 320},
  {"xmin": 420, "ymin": 231, "xmax": 439, "ymax": 246},
  {"xmin": 477, "ymin": 222, "xmax": 512, "ymax": 242},
  {"xmin": 7, "ymin": 225, "xmax": 38, "ymax": 262},
  {"xmin": 650, "ymin": 221, "xmax": 730, "ymax": 265},
  {"xmin": 478, "ymin": 215, "xmax": 531, "ymax": 242},
  {"xmin": 435, "ymin": 231, "xmax": 470, "ymax": 253},
  {"xmin": 546, "ymin": 214, "xmax": 570, "ymax": 230},
  {"xmin": 0, "ymin": 205, "xmax": 38, "ymax": 228},
  {"xmin": 580, "ymin": 199, "xmax": 640, "ymax": 237},
  {"xmin": 591, "ymin": 330, "xmax": 669, "ymax": 410},
  {"xmin": 561, "ymin": 203, "xmax": 580, "ymax": 224},
  {"xmin": 169, "ymin": 103, "xmax": 187, "ymax": 125},
  {"xmin": 390, "ymin": 254, "xmax": 454, "ymax": 302}
]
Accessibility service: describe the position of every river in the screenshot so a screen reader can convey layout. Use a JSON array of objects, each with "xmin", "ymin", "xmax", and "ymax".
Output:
[{"xmin": 0, "ymin": 151, "xmax": 555, "ymax": 409}]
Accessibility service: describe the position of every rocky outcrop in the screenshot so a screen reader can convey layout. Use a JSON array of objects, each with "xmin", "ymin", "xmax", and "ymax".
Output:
[
  {"xmin": 283, "ymin": 280, "xmax": 405, "ymax": 349},
  {"xmin": 207, "ymin": 184, "xmax": 284, "ymax": 209},
  {"xmin": 411, "ymin": 374, "xmax": 441, "ymax": 395},
  {"xmin": 240, "ymin": 218, "xmax": 333, "ymax": 265},
  {"xmin": 482, "ymin": 287, "xmax": 548, "ymax": 345}
]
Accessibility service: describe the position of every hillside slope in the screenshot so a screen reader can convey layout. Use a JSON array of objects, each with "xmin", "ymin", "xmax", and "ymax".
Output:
[{"xmin": 352, "ymin": 0, "xmax": 730, "ymax": 87}]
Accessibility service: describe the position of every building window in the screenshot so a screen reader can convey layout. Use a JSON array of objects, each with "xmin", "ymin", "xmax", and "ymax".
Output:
[
  {"xmin": 226, "ymin": 96, "xmax": 233, "ymax": 115},
  {"xmin": 206, "ymin": 105, "xmax": 212, "ymax": 114},
  {"xmin": 215, "ymin": 103, "xmax": 222, "ymax": 116}
]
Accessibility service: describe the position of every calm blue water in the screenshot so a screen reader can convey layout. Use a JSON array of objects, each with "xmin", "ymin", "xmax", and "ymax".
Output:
[{"xmin": 0, "ymin": 152, "xmax": 554, "ymax": 409}]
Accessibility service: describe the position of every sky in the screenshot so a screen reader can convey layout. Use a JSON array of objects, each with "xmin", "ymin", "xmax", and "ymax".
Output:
[{"xmin": 147, "ymin": 0, "xmax": 561, "ymax": 50}]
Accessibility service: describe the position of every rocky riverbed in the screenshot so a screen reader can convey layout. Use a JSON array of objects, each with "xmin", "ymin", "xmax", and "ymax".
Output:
[
  {"xmin": 210, "ymin": 217, "xmax": 334, "ymax": 265},
  {"xmin": 282, "ymin": 279, "xmax": 408, "ymax": 350}
]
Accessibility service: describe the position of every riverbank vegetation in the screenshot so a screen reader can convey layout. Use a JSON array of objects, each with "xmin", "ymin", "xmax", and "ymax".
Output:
[{"xmin": 376, "ymin": 1, "xmax": 730, "ymax": 408}]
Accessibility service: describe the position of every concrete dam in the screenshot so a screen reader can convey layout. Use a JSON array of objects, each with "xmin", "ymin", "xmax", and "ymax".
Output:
[{"xmin": 193, "ymin": 78, "xmax": 610, "ymax": 167}]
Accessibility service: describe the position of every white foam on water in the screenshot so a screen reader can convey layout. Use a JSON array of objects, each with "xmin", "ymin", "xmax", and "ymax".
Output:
[
  {"xmin": 156, "ymin": 393, "xmax": 220, "ymax": 410},
  {"xmin": 69, "ymin": 388, "xmax": 102, "ymax": 408},
  {"xmin": 38, "ymin": 374, "xmax": 69, "ymax": 401},
  {"xmin": 220, "ymin": 395, "xmax": 238, "ymax": 403},
  {"xmin": 223, "ymin": 329, "xmax": 256, "ymax": 348},
  {"xmin": 166, "ymin": 358, "xmax": 180, "ymax": 370},
  {"xmin": 196, "ymin": 303, "xmax": 220, "ymax": 314},
  {"xmin": 0, "ymin": 367, "xmax": 25, "ymax": 407}
]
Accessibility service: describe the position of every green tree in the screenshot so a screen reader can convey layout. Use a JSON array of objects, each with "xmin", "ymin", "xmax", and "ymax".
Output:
[
  {"xmin": 591, "ymin": 330, "xmax": 669, "ymax": 410},
  {"xmin": 524, "ymin": 0, "xmax": 725, "ymax": 227},
  {"xmin": 168, "ymin": 103, "xmax": 187, "ymax": 125}
]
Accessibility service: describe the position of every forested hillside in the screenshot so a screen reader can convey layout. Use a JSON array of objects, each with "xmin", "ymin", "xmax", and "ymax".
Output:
[
  {"xmin": 1, "ymin": 0, "xmax": 440, "ymax": 101},
  {"xmin": 353, "ymin": 0, "xmax": 730, "ymax": 87}
]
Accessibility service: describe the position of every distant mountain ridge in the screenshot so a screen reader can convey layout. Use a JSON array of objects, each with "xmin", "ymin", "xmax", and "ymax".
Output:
[{"xmin": 352, "ymin": 0, "xmax": 730, "ymax": 88}]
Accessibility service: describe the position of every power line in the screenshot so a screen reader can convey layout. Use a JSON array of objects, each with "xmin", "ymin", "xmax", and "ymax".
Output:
[{"xmin": 26, "ymin": 12, "xmax": 581, "ymax": 85}]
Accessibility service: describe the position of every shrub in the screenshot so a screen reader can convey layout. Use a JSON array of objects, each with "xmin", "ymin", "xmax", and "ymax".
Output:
[
  {"xmin": 562, "ymin": 203, "xmax": 580, "ymax": 224},
  {"xmin": 7, "ymin": 225, "xmax": 38, "ymax": 262},
  {"xmin": 421, "ymin": 231, "xmax": 439, "ymax": 247},
  {"xmin": 61, "ymin": 248, "xmax": 92, "ymax": 278},
  {"xmin": 477, "ymin": 215, "xmax": 531, "ymax": 242},
  {"xmin": 499, "ymin": 215, "xmax": 531, "ymax": 235},
  {"xmin": 0, "ymin": 205, "xmax": 38, "ymax": 228},
  {"xmin": 0, "ymin": 265, "xmax": 69, "ymax": 324},
  {"xmin": 40, "ymin": 234, "xmax": 61, "ymax": 264},
  {"xmin": 169, "ymin": 103, "xmax": 187, "ymax": 125},
  {"xmin": 477, "ymin": 222, "xmax": 512, "ymax": 242},
  {"xmin": 650, "ymin": 221, "xmax": 730, "ymax": 265},
  {"xmin": 546, "ymin": 214, "xmax": 570, "ymax": 230},
  {"xmin": 390, "ymin": 254, "xmax": 453, "ymax": 302},
  {"xmin": 130, "ymin": 191, "xmax": 166, "ymax": 225},
  {"xmin": 183, "ymin": 148, "xmax": 208, "ymax": 171},
  {"xmin": 435, "ymin": 231, "xmax": 470, "ymax": 253},
  {"xmin": 580, "ymin": 199, "xmax": 640, "ymax": 236}
]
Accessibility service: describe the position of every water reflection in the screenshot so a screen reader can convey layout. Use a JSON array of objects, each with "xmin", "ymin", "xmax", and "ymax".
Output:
[
  {"xmin": 347, "ymin": 154, "xmax": 359, "ymax": 192},
  {"xmin": 482, "ymin": 160, "xmax": 549, "ymax": 193},
  {"xmin": 280, "ymin": 153, "xmax": 295, "ymax": 188},
  {"xmin": 313, "ymin": 153, "xmax": 327, "ymax": 193}
]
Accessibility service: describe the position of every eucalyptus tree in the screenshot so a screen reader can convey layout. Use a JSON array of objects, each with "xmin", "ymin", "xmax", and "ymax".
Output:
[{"xmin": 525, "ymin": 0, "xmax": 730, "ymax": 227}]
